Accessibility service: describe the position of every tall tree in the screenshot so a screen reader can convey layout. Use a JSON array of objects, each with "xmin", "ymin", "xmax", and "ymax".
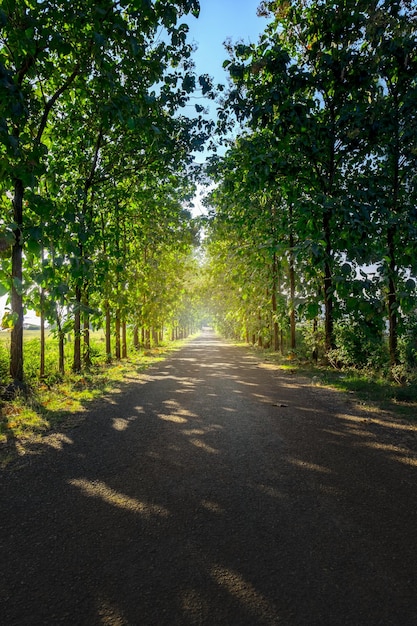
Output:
[
  {"xmin": 216, "ymin": 0, "xmax": 380, "ymax": 353},
  {"xmin": 364, "ymin": 1, "xmax": 417, "ymax": 365},
  {"xmin": 0, "ymin": 0, "xmax": 201, "ymax": 382}
]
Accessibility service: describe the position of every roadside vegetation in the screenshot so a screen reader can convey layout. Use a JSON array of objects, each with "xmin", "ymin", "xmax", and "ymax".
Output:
[{"xmin": 245, "ymin": 341, "xmax": 417, "ymax": 423}]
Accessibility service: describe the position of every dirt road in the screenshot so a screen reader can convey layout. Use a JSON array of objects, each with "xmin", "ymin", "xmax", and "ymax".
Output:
[{"xmin": 1, "ymin": 332, "xmax": 416, "ymax": 625}]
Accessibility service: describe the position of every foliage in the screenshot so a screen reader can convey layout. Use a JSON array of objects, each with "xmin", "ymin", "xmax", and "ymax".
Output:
[
  {"xmin": 203, "ymin": 0, "xmax": 417, "ymax": 376},
  {"xmin": 0, "ymin": 0, "xmax": 212, "ymax": 382}
]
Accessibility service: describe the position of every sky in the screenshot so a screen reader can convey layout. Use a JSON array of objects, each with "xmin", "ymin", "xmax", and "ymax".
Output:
[
  {"xmin": 185, "ymin": 0, "xmax": 269, "ymax": 85},
  {"xmin": 184, "ymin": 0, "xmax": 270, "ymax": 213}
]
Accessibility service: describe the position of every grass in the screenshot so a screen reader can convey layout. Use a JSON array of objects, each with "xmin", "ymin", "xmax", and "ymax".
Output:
[
  {"xmin": 247, "ymin": 345, "xmax": 417, "ymax": 423},
  {"xmin": 0, "ymin": 332, "xmax": 191, "ymax": 466}
]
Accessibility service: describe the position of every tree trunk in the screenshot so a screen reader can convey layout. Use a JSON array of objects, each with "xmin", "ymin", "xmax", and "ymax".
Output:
[
  {"xmin": 387, "ymin": 98, "xmax": 400, "ymax": 367},
  {"xmin": 40, "ymin": 288, "xmax": 45, "ymax": 379},
  {"xmin": 58, "ymin": 333, "xmax": 65, "ymax": 374},
  {"xmin": 289, "ymin": 243, "xmax": 296, "ymax": 352},
  {"xmin": 323, "ymin": 210, "xmax": 334, "ymax": 352},
  {"xmin": 312, "ymin": 317, "xmax": 319, "ymax": 363},
  {"xmin": 10, "ymin": 178, "xmax": 24, "ymax": 383},
  {"xmin": 105, "ymin": 301, "xmax": 112, "ymax": 363},
  {"xmin": 271, "ymin": 253, "xmax": 279, "ymax": 352},
  {"xmin": 83, "ymin": 286, "xmax": 91, "ymax": 368},
  {"xmin": 271, "ymin": 292, "xmax": 279, "ymax": 352},
  {"xmin": 387, "ymin": 226, "xmax": 398, "ymax": 366},
  {"xmin": 73, "ymin": 285, "xmax": 82, "ymax": 373},
  {"xmin": 56, "ymin": 315, "xmax": 65, "ymax": 375},
  {"xmin": 115, "ymin": 310, "xmax": 121, "ymax": 359},
  {"xmin": 145, "ymin": 328, "xmax": 151, "ymax": 349},
  {"xmin": 257, "ymin": 310, "xmax": 263, "ymax": 348},
  {"xmin": 133, "ymin": 325, "xmax": 139, "ymax": 348},
  {"xmin": 122, "ymin": 319, "xmax": 127, "ymax": 358}
]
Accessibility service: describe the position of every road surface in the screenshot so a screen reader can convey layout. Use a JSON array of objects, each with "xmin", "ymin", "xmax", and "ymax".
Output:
[{"xmin": 1, "ymin": 331, "xmax": 416, "ymax": 625}]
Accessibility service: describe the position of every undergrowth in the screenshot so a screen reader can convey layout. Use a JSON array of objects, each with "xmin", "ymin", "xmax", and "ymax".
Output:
[{"xmin": 249, "ymin": 345, "xmax": 417, "ymax": 422}]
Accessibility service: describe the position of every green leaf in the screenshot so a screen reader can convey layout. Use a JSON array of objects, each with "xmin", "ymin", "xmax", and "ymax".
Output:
[
  {"xmin": 1, "ymin": 310, "xmax": 18, "ymax": 329},
  {"xmin": 305, "ymin": 302, "xmax": 319, "ymax": 319},
  {"xmin": 0, "ymin": 281, "xmax": 9, "ymax": 297}
]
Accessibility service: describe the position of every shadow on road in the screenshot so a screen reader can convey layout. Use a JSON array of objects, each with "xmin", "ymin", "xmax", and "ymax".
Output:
[{"xmin": 1, "ymin": 332, "xmax": 416, "ymax": 625}]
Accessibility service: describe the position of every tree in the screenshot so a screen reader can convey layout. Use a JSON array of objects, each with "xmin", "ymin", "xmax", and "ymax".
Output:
[
  {"xmin": 1, "ymin": 0, "xmax": 202, "ymax": 383},
  {"xmin": 363, "ymin": 1, "xmax": 417, "ymax": 365}
]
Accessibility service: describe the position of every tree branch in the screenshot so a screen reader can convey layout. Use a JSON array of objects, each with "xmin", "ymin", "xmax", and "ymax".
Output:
[{"xmin": 36, "ymin": 64, "xmax": 81, "ymax": 143}]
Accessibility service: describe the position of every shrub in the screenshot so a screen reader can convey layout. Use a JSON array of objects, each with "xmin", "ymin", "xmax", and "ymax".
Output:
[{"xmin": 332, "ymin": 319, "xmax": 388, "ymax": 370}]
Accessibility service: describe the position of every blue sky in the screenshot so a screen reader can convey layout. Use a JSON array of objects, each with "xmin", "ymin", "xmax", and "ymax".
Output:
[
  {"xmin": 184, "ymin": 1, "xmax": 270, "ymax": 171},
  {"xmin": 185, "ymin": 0, "xmax": 269, "ymax": 84}
]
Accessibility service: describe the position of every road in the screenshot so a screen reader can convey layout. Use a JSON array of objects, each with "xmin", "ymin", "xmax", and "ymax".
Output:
[{"xmin": 1, "ymin": 331, "xmax": 417, "ymax": 625}]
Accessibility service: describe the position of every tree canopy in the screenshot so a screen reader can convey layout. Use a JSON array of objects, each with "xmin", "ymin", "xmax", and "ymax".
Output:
[
  {"xmin": 1, "ymin": 0, "xmax": 209, "ymax": 382},
  {"xmin": 203, "ymin": 0, "xmax": 417, "ymax": 376}
]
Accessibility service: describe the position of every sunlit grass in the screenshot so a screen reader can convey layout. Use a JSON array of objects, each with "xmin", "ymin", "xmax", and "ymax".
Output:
[
  {"xmin": 245, "ymin": 344, "xmax": 417, "ymax": 422},
  {"xmin": 1, "ymin": 399, "xmax": 50, "ymax": 439},
  {"xmin": 317, "ymin": 369, "xmax": 417, "ymax": 418}
]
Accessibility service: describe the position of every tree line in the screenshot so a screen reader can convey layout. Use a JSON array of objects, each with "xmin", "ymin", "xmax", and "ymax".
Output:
[
  {"xmin": 1, "ymin": 0, "xmax": 210, "ymax": 385},
  {"xmin": 203, "ymin": 0, "xmax": 417, "ymax": 378}
]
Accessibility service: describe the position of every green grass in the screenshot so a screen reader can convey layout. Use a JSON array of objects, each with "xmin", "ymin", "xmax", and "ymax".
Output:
[
  {"xmin": 316, "ymin": 368, "xmax": 417, "ymax": 417},
  {"xmin": 249, "ymin": 346, "xmax": 417, "ymax": 422}
]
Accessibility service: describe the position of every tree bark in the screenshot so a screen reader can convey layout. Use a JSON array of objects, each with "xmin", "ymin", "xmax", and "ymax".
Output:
[
  {"xmin": 271, "ymin": 292, "xmax": 279, "ymax": 352},
  {"xmin": 323, "ymin": 209, "xmax": 334, "ymax": 352},
  {"xmin": 58, "ymin": 332, "xmax": 65, "ymax": 375},
  {"xmin": 271, "ymin": 253, "xmax": 279, "ymax": 352},
  {"xmin": 83, "ymin": 286, "xmax": 91, "ymax": 368},
  {"xmin": 387, "ymin": 226, "xmax": 398, "ymax": 366},
  {"xmin": 105, "ymin": 301, "xmax": 112, "ymax": 363},
  {"xmin": 56, "ymin": 314, "xmax": 65, "ymax": 375},
  {"xmin": 73, "ymin": 285, "xmax": 82, "ymax": 373},
  {"xmin": 288, "ymin": 216, "xmax": 296, "ymax": 351},
  {"xmin": 40, "ymin": 289, "xmax": 45, "ymax": 379},
  {"xmin": 10, "ymin": 178, "xmax": 24, "ymax": 382},
  {"xmin": 115, "ymin": 310, "xmax": 121, "ymax": 359},
  {"xmin": 387, "ymin": 93, "xmax": 400, "ymax": 367},
  {"xmin": 122, "ymin": 319, "xmax": 127, "ymax": 358},
  {"xmin": 133, "ymin": 325, "xmax": 139, "ymax": 349}
]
